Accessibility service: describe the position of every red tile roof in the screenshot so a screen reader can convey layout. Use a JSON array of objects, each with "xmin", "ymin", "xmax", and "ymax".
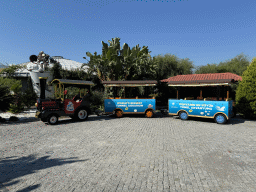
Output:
[{"xmin": 161, "ymin": 72, "xmax": 242, "ymax": 84}]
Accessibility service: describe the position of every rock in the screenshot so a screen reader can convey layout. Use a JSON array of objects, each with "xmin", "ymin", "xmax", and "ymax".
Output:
[
  {"xmin": 0, "ymin": 116, "xmax": 6, "ymax": 122},
  {"xmin": 9, "ymin": 116, "xmax": 19, "ymax": 121}
]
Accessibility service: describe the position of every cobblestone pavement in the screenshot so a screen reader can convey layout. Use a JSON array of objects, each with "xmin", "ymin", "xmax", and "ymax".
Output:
[{"xmin": 0, "ymin": 114, "xmax": 256, "ymax": 192}]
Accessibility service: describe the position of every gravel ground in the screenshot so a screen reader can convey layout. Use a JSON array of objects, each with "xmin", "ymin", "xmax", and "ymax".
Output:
[{"xmin": 0, "ymin": 113, "xmax": 256, "ymax": 192}]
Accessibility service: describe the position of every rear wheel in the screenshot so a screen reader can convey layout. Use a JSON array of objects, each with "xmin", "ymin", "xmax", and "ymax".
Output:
[
  {"xmin": 214, "ymin": 114, "xmax": 227, "ymax": 124},
  {"xmin": 76, "ymin": 109, "xmax": 88, "ymax": 121},
  {"xmin": 115, "ymin": 110, "xmax": 123, "ymax": 118},
  {"xmin": 179, "ymin": 111, "xmax": 189, "ymax": 120},
  {"xmin": 145, "ymin": 110, "xmax": 154, "ymax": 118},
  {"xmin": 47, "ymin": 114, "xmax": 58, "ymax": 125}
]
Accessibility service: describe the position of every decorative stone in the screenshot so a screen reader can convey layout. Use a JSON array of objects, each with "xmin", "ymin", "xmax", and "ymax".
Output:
[{"xmin": 9, "ymin": 116, "xmax": 19, "ymax": 121}]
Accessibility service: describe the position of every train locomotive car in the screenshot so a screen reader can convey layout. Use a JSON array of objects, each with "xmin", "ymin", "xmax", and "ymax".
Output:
[{"xmin": 35, "ymin": 77, "xmax": 94, "ymax": 125}]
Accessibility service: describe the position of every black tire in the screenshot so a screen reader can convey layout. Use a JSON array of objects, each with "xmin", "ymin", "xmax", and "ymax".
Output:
[
  {"xmin": 214, "ymin": 114, "xmax": 227, "ymax": 124},
  {"xmin": 76, "ymin": 109, "xmax": 88, "ymax": 121},
  {"xmin": 179, "ymin": 111, "xmax": 189, "ymax": 120},
  {"xmin": 47, "ymin": 114, "xmax": 58, "ymax": 125}
]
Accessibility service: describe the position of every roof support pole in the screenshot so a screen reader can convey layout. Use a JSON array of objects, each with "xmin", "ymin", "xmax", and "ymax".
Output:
[
  {"xmin": 217, "ymin": 86, "xmax": 220, "ymax": 101},
  {"xmin": 114, "ymin": 86, "xmax": 117, "ymax": 98},
  {"xmin": 227, "ymin": 86, "xmax": 230, "ymax": 100},
  {"xmin": 177, "ymin": 87, "xmax": 180, "ymax": 99},
  {"xmin": 104, "ymin": 85, "xmax": 107, "ymax": 98},
  {"xmin": 222, "ymin": 85, "xmax": 225, "ymax": 100},
  {"xmin": 200, "ymin": 89, "xmax": 202, "ymax": 98}
]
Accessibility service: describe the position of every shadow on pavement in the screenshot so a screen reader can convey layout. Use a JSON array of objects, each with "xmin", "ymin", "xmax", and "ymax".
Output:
[
  {"xmin": 154, "ymin": 113, "xmax": 250, "ymax": 125},
  {"xmin": 0, "ymin": 154, "xmax": 89, "ymax": 191},
  {"xmin": 0, "ymin": 117, "xmax": 40, "ymax": 126},
  {"xmin": 16, "ymin": 184, "xmax": 40, "ymax": 192}
]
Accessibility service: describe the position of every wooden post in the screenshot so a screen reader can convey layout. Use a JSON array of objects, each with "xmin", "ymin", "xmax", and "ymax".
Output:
[{"xmin": 177, "ymin": 87, "xmax": 180, "ymax": 99}]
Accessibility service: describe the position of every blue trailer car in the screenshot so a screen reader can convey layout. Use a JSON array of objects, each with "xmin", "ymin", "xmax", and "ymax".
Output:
[
  {"xmin": 168, "ymin": 99, "xmax": 233, "ymax": 124},
  {"xmin": 104, "ymin": 98, "xmax": 156, "ymax": 118},
  {"xmin": 102, "ymin": 80, "xmax": 158, "ymax": 118}
]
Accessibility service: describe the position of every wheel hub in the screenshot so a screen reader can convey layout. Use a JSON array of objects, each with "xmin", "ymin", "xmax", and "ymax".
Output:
[
  {"xmin": 181, "ymin": 113, "xmax": 186, "ymax": 119},
  {"xmin": 146, "ymin": 111, "xmax": 153, "ymax": 117},
  {"xmin": 78, "ymin": 110, "xmax": 87, "ymax": 119},
  {"xmin": 216, "ymin": 115, "xmax": 224, "ymax": 123},
  {"xmin": 50, "ymin": 116, "xmax": 57, "ymax": 124},
  {"xmin": 116, "ymin": 111, "xmax": 122, "ymax": 117}
]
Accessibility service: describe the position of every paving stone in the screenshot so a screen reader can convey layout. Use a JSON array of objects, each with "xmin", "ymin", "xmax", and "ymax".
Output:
[{"xmin": 0, "ymin": 115, "xmax": 256, "ymax": 191}]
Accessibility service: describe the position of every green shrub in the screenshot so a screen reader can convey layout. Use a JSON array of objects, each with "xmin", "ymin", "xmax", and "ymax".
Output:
[
  {"xmin": 0, "ymin": 77, "xmax": 22, "ymax": 94},
  {"xmin": 90, "ymin": 90, "xmax": 105, "ymax": 111},
  {"xmin": 8, "ymin": 104, "xmax": 24, "ymax": 114},
  {"xmin": 8, "ymin": 95, "xmax": 24, "ymax": 114},
  {"xmin": 50, "ymin": 62, "xmax": 62, "ymax": 79},
  {"xmin": 0, "ymin": 77, "xmax": 22, "ymax": 113},
  {"xmin": 235, "ymin": 57, "xmax": 256, "ymax": 119},
  {"xmin": 21, "ymin": 88, "xmax": 38, "ymax": 108},
  {"xmin": 0, "ymin": 85, "xmax": 14, "ymax": 112}
]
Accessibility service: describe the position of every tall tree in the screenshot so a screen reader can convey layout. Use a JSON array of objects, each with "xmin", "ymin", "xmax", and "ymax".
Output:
[
  {"xmin": 195, "ymin": 53, "xmax": 250, "ymax": 75},
  {"xmin": 195, "ymin": 63, "xmax": 219, "ymax": 74},
  {"xmin": 235, "ymin": 57, "xmax": 256, "ymax": 119},
  {"xmin": 152, "ymin": 54, "xmax": 194, "ymax": 80},
  {"xmin": 218, "ymin": 53, "xmax": 250, "ymax": 76},
  {"xmin": 83, "ymin": 37, "xmax": 154, "ymax": 81}
]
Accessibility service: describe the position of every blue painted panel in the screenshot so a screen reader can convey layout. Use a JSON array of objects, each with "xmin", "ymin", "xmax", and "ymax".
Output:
[
  {"xmin": 104, "ymin": 99, "xmax": 156, "ymax": 113},
  {"xmin": 168, "ymin": 99, "xmax": 233, "ymax": 119}
]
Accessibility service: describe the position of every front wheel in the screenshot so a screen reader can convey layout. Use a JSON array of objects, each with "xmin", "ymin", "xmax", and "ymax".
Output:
[
  {"xmin": 47, "ymin": 114, "xmax": 58, "ymax": 125},
  {"xmin": 214, "ymin": 114, "xmax": 227, "ymax": 124},
  {"xmin": 76, "ymin": 109, "xmax": 88, "ymax": 121},
  {"xmin": 179, "ymin": 111, "xmax": 189, "ymax": 120}
]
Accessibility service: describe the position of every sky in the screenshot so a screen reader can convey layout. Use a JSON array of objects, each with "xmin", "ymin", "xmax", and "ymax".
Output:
[{"xmin": 0, "ymin": 0, "xmax": 256, "ymax": 69}]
